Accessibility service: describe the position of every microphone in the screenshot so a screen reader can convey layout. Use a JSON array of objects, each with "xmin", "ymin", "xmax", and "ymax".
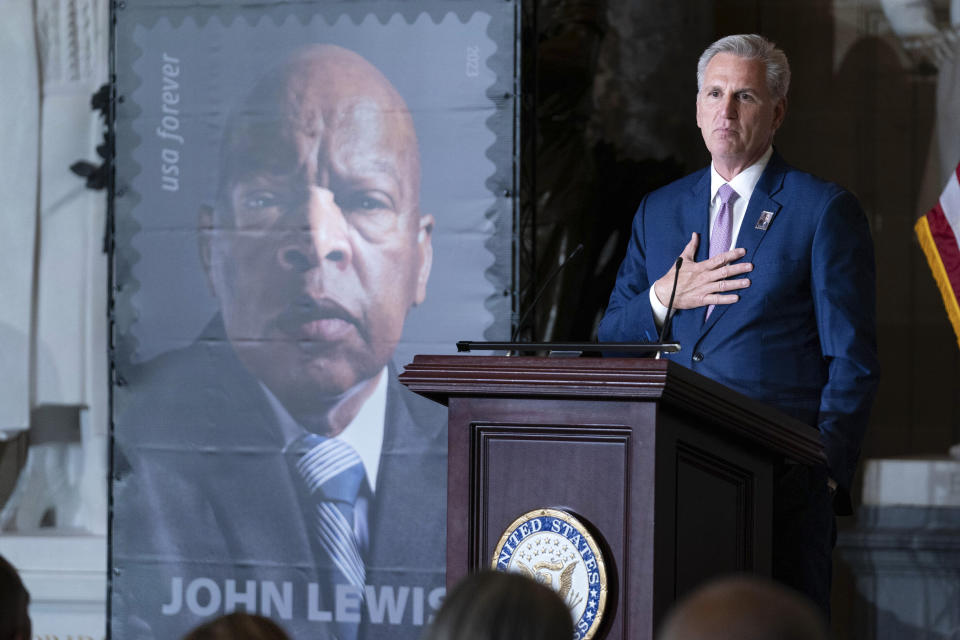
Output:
[
  {"xmin": 511, "ymin": 243, "xmax": 584, "ymax": 342},
  {"xmin": 655, "ymin": 256, "xmax": 683, "ymax": 359}
]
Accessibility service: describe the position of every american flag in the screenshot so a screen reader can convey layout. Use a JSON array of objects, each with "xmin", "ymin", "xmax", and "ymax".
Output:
[{"xmin": 915, "ymin": 161, "xmax": 960, "ymax": 349}]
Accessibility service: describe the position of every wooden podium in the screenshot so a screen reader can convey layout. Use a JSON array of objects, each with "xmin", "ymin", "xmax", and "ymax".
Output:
[{"xmin": 399, "ymin": 355, "xmax": 824, "ymax": 640}]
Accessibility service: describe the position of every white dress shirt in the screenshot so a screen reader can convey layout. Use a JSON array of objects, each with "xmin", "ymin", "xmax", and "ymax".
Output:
[
  {"xmin": 267, "ymin": 366, "xmax": 387, "ymax": 493},
  {"xmin": 649, "ymin": 146, "xmax": 774, "ymax": 325}
]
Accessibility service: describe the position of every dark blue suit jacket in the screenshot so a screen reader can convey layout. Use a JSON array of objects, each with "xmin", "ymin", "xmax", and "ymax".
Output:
[{"xmin": 598, "ymin": 151, "xmax": 879, "ymax": 493}]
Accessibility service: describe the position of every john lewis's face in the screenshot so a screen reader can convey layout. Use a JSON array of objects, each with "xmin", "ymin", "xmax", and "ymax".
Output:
[{"xmin": 204, "ymin": 45, "xmax": 433, "ymax": 414}]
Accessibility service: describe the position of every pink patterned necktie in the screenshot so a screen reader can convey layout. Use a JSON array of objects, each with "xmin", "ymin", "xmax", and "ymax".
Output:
[{"xmin": 706, "ymin": 183, "xmax": 739, "ymax": 320}]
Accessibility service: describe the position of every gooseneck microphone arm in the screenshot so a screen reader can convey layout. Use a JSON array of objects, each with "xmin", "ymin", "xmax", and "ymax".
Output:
[
  {"xmin": 655, "ymin": 256, "xmax": 683, "ymax": 359},
  {"xmin": 511, "ymin": 244, "xmax": 584, "ymax": 342}
]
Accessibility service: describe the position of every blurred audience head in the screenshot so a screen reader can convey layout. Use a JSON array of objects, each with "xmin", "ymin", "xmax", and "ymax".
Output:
[
  {"xmin": 182, "ymin": 612, "xmax": 291, "ymax": 640},
  {"xmin": 0, "ymin": 554, "xmax": 31, "ymax": 640},
  {"xmin": 657, "ymin": 574, "xmax": 828, "ymax": 640},
  {"xmin": 423, "ymin": 570, "xmax": 574, "ymax": 640}
]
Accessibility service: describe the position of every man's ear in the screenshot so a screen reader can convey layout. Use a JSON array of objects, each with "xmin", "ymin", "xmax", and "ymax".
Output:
[
  {"xmin": 695, "ymin": 92, "xmax": 704, "ymax": 130},
  {"xmin": 414, "ymin": 213, "xmax": 434, "ymax": 306},
  {"xmin": 773, "ymin": 96, "xmax": 788, "ymax": 131},
  {"xmin": 198, "ymin": 204, "xmax": 217, "ymax": 296}
]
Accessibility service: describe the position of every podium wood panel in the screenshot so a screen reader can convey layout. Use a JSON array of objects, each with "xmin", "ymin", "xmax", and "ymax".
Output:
[{"xmin": 400, "ymin": 355, "xmax": 822, "ymax": 639}]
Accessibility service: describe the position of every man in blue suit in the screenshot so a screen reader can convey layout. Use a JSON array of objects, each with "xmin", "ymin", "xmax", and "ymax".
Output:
[{"xmin": 598, "ymin": 34, "xmax": 879, "ymax": 616}]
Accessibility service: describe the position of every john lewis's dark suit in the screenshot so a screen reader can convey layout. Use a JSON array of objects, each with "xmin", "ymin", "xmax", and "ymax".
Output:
[{"xmin": 111, "ymin": 318, "xmax": 447, "ymax": 640}]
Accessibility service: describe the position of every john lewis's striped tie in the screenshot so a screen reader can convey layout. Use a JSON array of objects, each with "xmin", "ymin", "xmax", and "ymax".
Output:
[{"xmin": 295, "ymin": 434, "xmax": 368, "ymax": 591}]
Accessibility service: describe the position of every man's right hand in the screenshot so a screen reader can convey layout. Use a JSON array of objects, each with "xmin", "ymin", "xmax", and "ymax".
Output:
[{"xmin": 653, "ymin": 232, "xmax": 752, "ymax": 310}]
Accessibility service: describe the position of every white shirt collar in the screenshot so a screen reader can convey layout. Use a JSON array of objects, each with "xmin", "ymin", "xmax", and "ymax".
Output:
[
  {"xmin": 336, "ymin": 368, "xmax": 387, "ymax": 491},
  {"xmin": 709, "ymin": 145, "xmax": 773, "ymax": 204},
  {"xmin": 262, "ymin": 367, "xmax": 387, "ymax": 493}
]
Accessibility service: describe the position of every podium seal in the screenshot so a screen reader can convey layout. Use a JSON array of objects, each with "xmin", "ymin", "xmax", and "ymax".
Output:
[{"xmin": 491, "ymin": 508, "xmax": 608, "ymax": 640}]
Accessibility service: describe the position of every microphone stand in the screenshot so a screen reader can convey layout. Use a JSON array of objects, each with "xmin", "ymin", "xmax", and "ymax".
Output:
[
  {"xmin": 655, "ymin": 257, "xmax": 683, "ymax": 360},
  {"xmin": 508, "ymin": 244, "xmax": 584, "ymax": 353}
]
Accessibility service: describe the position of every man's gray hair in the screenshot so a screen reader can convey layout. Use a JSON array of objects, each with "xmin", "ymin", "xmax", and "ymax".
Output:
[{"xmin": 696, "ymin": 34, "xmax": 791, "ymax": 100}]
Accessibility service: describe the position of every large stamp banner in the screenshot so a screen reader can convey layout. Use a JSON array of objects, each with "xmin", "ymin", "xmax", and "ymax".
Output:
[{"xmin": 110, "ymin": 2, "xmax": 515, "ymax": 638}]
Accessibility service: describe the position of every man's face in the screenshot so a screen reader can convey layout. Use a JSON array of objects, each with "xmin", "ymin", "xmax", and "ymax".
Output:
[
  {"xmin": 203, "ymin": 46, "xmax": 433, "ymax": 411},
  {"xmin": 696, "ymin": 52, "xmax": 786, "ymax": 177}
]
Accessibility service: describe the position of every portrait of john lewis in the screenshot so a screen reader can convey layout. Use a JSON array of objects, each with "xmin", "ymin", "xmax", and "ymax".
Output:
[{"xmin": 112, "ymin": 44, "xmax": 448, "ymax": 640}]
